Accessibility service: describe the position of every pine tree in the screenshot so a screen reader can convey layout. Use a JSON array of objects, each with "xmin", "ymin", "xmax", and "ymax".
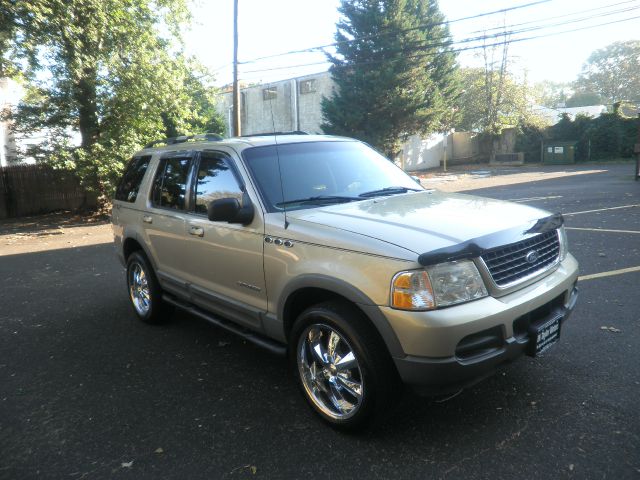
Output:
[{"xmin": 321, "ymin": 0, "xmax": 459, "ymax": 157}]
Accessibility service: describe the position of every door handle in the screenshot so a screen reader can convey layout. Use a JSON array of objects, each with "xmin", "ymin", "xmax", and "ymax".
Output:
[
  {"xmin": 189, "ymin": 226, "xmax": 204, "ymax": 237},
  {"xmin": 142, "ymin": 215, "xmax": 152, "ymax": 224}
]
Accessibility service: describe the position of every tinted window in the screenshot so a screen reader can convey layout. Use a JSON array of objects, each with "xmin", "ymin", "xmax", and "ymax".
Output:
[
  {"xmin": 194, "ymin": 154, "xmax": 242, "ymax": 215},
  {"xmin": 243, "ymin": 141, "xmax": 420, "ymax": 211},
  {"xmin": 115, "ymin": 155, "xmax": 151, "ymax": 202},
  {"xmin": 152, "ymin": 157, "xmax": 190, "ymax": 210}
]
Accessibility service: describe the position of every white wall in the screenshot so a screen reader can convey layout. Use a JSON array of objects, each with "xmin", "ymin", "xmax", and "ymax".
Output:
[
  {"xmin": 0, "ymin": 78, "xmax": 22, "ymax": 167},
  {"xmin": 399, "ymin": 133, "xmax": 452, "ymax": 171}
]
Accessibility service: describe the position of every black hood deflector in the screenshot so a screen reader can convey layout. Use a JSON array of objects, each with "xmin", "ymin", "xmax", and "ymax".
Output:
[{"xmin": 417, "ymin": 213, "xmax": 564, "ymax": 266}]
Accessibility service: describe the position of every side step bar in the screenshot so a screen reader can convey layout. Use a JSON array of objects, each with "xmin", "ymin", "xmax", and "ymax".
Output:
[{"xmin": 162, "ymin": 294, "xmax": 287, "ymax": 356}]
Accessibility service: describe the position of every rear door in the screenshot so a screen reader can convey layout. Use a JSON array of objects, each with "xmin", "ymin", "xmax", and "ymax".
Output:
[
  {"xmin": 141, "ymin": 151, "xmax": 194, "ymax": 297},
  {"xmin": 182, "ymin": 149, "xmax": 267, "ymax": 329}
]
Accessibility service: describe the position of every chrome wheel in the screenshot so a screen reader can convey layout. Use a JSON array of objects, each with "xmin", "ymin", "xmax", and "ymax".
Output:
[
  {"xmin": 297, "ymin": 323, "xmax": 364, "ymax": 420},
  {"xmin": 128, "ymin": 262, "xmax": 150, "ymax": 316}
]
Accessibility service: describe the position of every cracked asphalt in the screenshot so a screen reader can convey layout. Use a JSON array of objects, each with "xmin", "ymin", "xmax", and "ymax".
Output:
[{"xmin": 1, "ymin": 163, "xmax": 638, "ymax": 479}]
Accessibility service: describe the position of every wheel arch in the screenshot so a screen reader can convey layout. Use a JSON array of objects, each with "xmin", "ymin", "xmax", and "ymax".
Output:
[
  {"xmin": 279, "ymin": 275, "xmax": 404, "ymax": 358},
  {"xmin": 122, "ymin": 234, "xmax": 158, "ymax": 272}
]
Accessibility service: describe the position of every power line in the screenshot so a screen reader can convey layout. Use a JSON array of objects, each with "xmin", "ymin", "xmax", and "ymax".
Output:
[
  {"xmin": 237, "ymin": 13, "xmax": 640, "ymax": 80},
  {"xmin": 236, "ymin": 4, "xmax": 639, "ymax": 77},
  {"xmin": 238, "ymin": 11, "xmax": 640, "ymax": 78},
  {"xmin": 237, "ymin": 0, "xmax": 552, "ymax": 66},
  {"xmin": 468, "ymin": 0, "xmax": 639, "ymax": 34}
]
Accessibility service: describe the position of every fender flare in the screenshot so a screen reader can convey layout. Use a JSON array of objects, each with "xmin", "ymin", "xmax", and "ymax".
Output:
[{"xmin": 278, "ymin": 274, "xmax": 404, "ymax": 357}]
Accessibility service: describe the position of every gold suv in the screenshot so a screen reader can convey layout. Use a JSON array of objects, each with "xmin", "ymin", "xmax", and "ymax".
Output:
[{"xmin": 112, "ymin": 133, "xmax": 579, "ymax": 430}]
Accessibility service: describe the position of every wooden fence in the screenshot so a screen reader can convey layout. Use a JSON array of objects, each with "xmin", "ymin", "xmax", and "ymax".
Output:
[{"xmin": 0, "ymin": 164, "xmax": 96, "ymax": 219}]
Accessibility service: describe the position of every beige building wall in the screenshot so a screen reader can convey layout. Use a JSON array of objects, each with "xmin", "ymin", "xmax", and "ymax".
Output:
[{"xmin": 216, "ymin": 72, "xmax": 336, "ymax": 136}]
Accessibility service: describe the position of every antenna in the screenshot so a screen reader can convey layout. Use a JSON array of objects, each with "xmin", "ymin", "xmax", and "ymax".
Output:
[{"xmin": 267, "ymin": 87, "xmax": 289, "ymax": 229}]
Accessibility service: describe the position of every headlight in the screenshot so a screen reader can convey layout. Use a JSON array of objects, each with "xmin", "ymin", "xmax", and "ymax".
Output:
[
  {"xmin": 558, "ymin": 226, "xmax": 568, "ymax": 261},
  {"xmin": 391, "ymin": 260, "xmax": 488, "ymax": 311}
]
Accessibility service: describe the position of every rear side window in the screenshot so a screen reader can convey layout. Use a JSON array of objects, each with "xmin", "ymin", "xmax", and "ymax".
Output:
[
  {"xmin": 151, "ymin": 157, "xmax": 190, "ymax": 210},
  {"xmin": 194, "ymin": 154, "xmax": 243, "ymax": 215},
  {"xmin": 115, "ymin": 155, "xmax": 151, "ymax": 203}
]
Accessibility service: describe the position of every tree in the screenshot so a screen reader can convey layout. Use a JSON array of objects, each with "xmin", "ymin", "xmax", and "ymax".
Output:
[
  {"xmin": 575, "ymin": 40, "xmax": 640, "ymax": 103},
  {"xmin": 454, "ymin": 68, "xmax": 545, "ymax": 133},
  {"xmin": 565, "ymin": 91, "xmax": 602, "ymax": 108},
  {"xmin": 532, "ymin": 80, "xmax": 571, "ymax": 108},
  {"xmin": 321, "ymin": 0, "xmax": 459, "ymax": 157},
  {"xmin": 5, "ymin": 0, "xmax": 224, "ymax": 203}
]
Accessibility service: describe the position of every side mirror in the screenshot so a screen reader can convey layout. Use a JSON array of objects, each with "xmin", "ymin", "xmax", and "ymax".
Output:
[
  {"xmin": 411, "ymin": 175, "xmax": 422, "ymax": 185},
  {"xmin": 207, "ymin": 193, "xmax": 254, "ymax": 225}
]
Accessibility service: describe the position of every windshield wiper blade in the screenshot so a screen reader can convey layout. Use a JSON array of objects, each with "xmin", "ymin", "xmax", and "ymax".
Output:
[
  {"xmin": 358, "ymin": 186, "xmax": 422, "ymax": 198},
  {"xmin": 276, "ymin": 195, "xmax": 360, "ymax": 207}
]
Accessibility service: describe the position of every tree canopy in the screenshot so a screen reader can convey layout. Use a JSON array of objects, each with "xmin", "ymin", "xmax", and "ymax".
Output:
[
  {"xmin": 565, "ymin": 91, "xmax": 603, "ymax": 108},
  {"xmin": 532, "ymin": 80, "xmax": 571, "ymax": 109},
  {"xmin": 454, "ymin": 67, "xmax": 545, "ymax": 134},
  {"xmin": 3, "ymin": 0, "xmax": 224, "ymax": 202},
  {"xmin": 574, "ymin": 40, "xmax": 640, "ymax": 104},
  {"xmin": 321, "ymin": 0, "xmax": 459, "ymax": 157}
]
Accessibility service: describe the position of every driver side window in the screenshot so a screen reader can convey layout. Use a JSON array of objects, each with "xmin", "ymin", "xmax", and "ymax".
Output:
[{"xmin": 194, "ymin": 154, "xmax": 243, "ymax": 215}]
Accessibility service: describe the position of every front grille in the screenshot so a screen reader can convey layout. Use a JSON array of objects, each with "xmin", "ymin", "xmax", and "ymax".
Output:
[{"xmin": 481, "ymin": 230, "xmax": 560, "ymax": 287}]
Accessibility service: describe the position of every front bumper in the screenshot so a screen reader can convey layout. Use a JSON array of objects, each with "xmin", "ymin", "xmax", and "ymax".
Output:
[{"xmin": 385, "ymin": 254, "xmax": 579, "ymax": 393}]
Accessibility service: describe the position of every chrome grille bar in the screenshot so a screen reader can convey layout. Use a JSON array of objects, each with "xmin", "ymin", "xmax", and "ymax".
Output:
[{"xmin": 481, "ymin": 230, "xmax": 560, "ymax": 287}]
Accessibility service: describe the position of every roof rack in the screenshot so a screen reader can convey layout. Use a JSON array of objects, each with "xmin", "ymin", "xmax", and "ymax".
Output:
[
  {"xmin": 144, "ymin": 132, "xmax": 224, "ymax": 149},
  {"xmin": 240, "ymin": 131, "xmax": 309, "ymax": 137}
]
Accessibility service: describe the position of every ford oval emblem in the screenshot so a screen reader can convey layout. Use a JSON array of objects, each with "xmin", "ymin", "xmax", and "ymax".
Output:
[{"xmin": 525, "ymin": 250, "xmax": 539, "ymax": 264}]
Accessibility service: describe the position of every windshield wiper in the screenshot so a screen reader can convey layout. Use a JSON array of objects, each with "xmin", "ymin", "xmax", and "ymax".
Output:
[
  {"xmin": 276, "ymin": 195, "xmax": 360, "ymax": 207},
  {"xmin": 358, "ymin": 186, "xmax": 422, "ymax": 198}
]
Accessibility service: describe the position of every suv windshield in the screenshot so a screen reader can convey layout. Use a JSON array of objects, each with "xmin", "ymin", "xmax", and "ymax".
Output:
[{"xmin": 242, "ymin": 141, "xmax": 423, "ymax": 211}]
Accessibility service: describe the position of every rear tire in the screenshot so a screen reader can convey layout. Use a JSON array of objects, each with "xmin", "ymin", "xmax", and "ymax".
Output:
[
  {"xmin": 126, "ymin": 251, "xmax": 172, "ymax": 324},
  {"xmin": 289, "ymin": 300, "xmax": 399, "ymax": 431}
]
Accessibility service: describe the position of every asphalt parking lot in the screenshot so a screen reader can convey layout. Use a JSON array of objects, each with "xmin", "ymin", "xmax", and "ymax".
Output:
[{"xmin": 1, "ymin": 163, "xmax": 638, "ymax": 479}]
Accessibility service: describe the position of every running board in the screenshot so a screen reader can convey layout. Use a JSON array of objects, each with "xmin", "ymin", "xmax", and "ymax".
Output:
[{"xmin": 162, "ymin": 294, "xmax": 287, "ymax": 356}]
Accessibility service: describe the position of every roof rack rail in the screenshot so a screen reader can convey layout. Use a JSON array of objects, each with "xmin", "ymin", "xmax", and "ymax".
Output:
[
  {"xmin": 240, "ymin": 131, "xmax": 309, "ymax": 137},
  {"xmin": 144, "ymin": 132, "xmax": 224, "ymax": 149}
]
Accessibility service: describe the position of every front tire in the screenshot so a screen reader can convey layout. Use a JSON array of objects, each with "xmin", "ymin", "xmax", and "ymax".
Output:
[
  {"xmin": 126, "ymin": 251, "xmax": 171, "ymax": 324},
  {"xmin": 289, "ymin": 301, "xmax": 399, "ymax": 431}
]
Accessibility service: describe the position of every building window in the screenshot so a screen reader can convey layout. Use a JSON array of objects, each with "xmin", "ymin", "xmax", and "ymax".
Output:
[
  {"xmin": 299, "ymin": 79, "xmax": 316, "ymax": 94},
  {"xmin": 263, "ymin": 87, "xmax": 277, "ymax": 101}
]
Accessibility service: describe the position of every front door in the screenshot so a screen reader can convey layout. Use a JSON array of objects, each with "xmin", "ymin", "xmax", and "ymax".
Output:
[{"xmin": 183, "ymin": 150, "xmax": 267, "ymax": 329}]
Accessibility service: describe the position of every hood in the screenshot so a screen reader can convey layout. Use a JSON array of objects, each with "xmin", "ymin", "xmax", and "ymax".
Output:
[{"xmin": 286, "ymin": 191, "xmax": 552, "ymax": 255}]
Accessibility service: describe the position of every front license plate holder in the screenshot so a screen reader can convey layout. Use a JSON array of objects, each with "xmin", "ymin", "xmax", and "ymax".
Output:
[{"xmin": 526, "ymin": 313, "xmax": 562, "ymax": 357}]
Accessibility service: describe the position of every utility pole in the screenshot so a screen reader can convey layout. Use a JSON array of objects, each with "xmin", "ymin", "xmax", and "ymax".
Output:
[
  {"xmin": 635, "ymin": 112, "xmax": 640, "ymax": 180},
  {"xmin": 232, "ymin": 0, "xmax": 241, "ymax": 137}
]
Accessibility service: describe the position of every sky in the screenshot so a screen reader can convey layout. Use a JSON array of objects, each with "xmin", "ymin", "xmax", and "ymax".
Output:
[{"xmin": 184, "ymin": 0, "xmax": 640, "ymax": 87}]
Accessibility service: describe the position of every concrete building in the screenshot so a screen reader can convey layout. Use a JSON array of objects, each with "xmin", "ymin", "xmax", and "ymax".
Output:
[
  {"xmin": 219, "ymin": 72, "xmax": 521, "ymax": 170},
  {"xmin": 216, "ymin": 71, "xmax": 335, "ymax": 136}
]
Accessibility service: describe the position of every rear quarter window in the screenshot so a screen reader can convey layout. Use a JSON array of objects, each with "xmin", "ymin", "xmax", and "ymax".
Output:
[
  {"xmin": 151, "ymin": 157, "xmax": 191, "ymax": 210},
  {"xmin": 115, "ymin": 155, "xmax": 152, "ymax": 203}
]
